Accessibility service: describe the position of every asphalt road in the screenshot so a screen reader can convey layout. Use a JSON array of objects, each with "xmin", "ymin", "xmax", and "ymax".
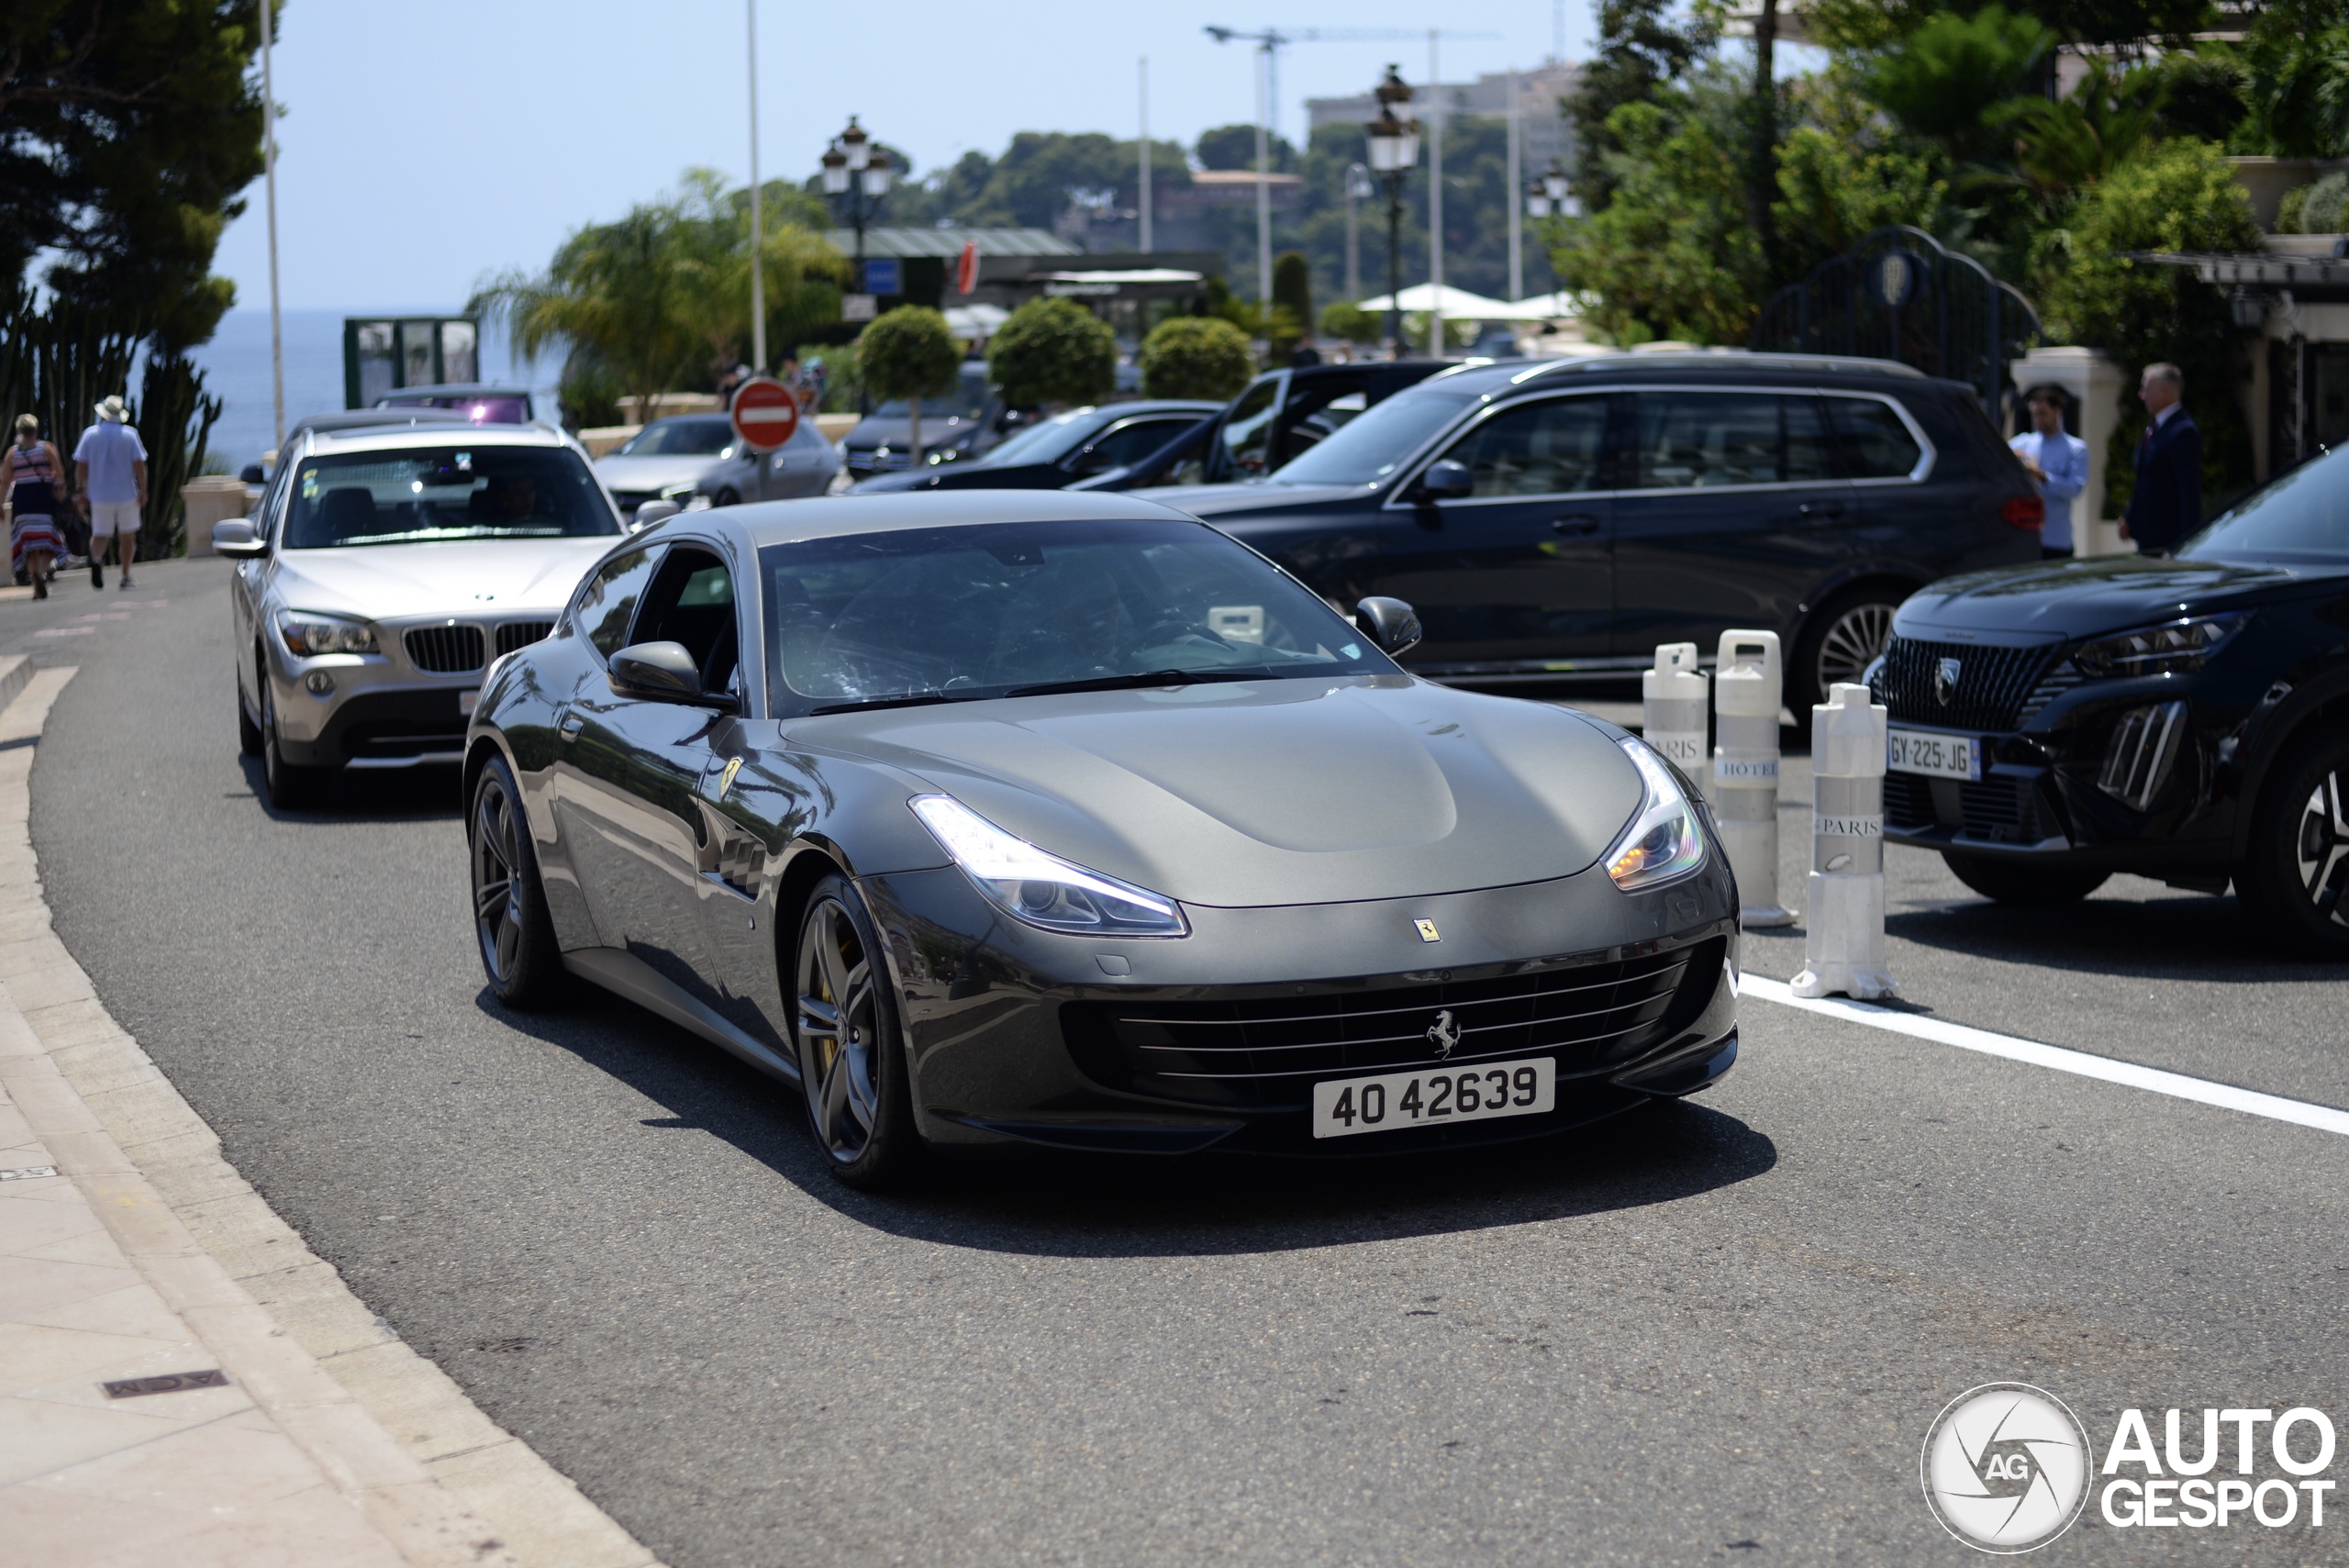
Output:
[{"xmin": 17, "ymin": 559, "xmax": 2349, "ymax": 1566}]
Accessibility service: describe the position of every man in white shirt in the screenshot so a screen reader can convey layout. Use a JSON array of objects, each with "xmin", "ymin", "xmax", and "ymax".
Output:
[
  {"xmin": 72, "ymin": 395, "xmax": 146, "ymax": 589},
  {"xmin": 2009, "ymin": 386, "xmax": 2087, "ymax": 561}
]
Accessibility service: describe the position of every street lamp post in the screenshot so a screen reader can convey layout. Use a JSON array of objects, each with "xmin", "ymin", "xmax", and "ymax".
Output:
[
  {"xmin": 1364, "ymin": 67, "xmax": 1419, "ymax": 359},
  {"xmin": 821, "ymin": 117, "xmax": 894, "ymax": 416},
  {"xmin": 821, "ymin": 116, "xmax": 893, "ymax": 285},
  {"xmin": 1343, "ymin": 162, "xmax": 1371, "ymax": 303}
]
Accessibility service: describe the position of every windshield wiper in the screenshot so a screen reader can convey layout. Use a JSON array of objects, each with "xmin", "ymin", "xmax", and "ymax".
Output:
[
  {"xmin": 805, "ymin": 693, "xmax": 966, "ymax": 716},
  {"xmin": 1003, "ymin": 668, "xmax": 1263, "ymax": 699}
]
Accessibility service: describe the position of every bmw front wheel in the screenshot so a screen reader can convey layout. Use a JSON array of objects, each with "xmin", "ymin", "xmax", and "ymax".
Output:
[
  {"xmin": 258, "ymin": 674, "xmax": 328, "ymax": 808},
  {"xmin": 794, "ymin": 873, "xmax": 922, "ymax": 1187}
]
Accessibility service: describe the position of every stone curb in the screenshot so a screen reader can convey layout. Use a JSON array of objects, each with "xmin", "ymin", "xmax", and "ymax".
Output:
[{"xmin": 0, "ymin": 658, "xmax": 662, "ymax": 1568}]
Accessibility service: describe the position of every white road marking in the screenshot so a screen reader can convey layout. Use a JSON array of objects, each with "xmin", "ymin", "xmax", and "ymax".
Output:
[{"xmin": 1740, "ymin": 973, "xmax": 2349, "ymax": 1140}]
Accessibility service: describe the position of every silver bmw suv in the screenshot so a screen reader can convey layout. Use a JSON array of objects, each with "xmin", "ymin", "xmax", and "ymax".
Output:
[{"xmin": 216, "ymin": 420, "xmax": 629, "ymax": 806}]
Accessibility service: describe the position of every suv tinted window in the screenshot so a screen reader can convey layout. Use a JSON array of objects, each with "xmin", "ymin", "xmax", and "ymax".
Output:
[
  {"xmin": 1438, "ymin": 395, "xmax": 1610, "ymax": 496},
  {"xmin": 576, "ymin": 545, "xmax": 661, "ymax": 657},
  {"xmin": 1219, "ymin": 377, "xmax": 1284, "ymax": 477},
  {"xmin": 1629, "ymin": 392, "xmax": 1834, "ymax": 489},
  {"xmin": 1831, "ymin": 396, "xmax": 1924, "ymax": 479}
]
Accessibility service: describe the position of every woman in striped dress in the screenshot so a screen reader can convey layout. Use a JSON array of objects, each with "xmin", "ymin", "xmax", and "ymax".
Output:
[{"xmin": 9, "ymin": 416, "xmax": 67, "ymax": 599}]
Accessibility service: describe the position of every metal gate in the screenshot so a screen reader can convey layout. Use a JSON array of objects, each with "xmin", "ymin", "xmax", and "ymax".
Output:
[{"xmin": 1751, "ymin": 228, "xmax": 2040, "ymax": 418}]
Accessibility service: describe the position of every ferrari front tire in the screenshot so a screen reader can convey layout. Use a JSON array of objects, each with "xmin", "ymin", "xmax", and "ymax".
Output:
[{"xmin": 794, "ymin": 873, "xmax": 923, "ymax": 1188}]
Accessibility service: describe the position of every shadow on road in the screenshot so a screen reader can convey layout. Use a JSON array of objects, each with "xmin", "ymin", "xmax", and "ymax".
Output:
[
  {"xmin": 1885, "ymin": 891, "xmax": 2340, "ymax": 984},
  {"xmin": 477, "ymin": 986, "xmax": 1778, "ymax": 1260},
  {"xmin": 233, "ymin": 755, "xmax": 464, "ymax": 824}
]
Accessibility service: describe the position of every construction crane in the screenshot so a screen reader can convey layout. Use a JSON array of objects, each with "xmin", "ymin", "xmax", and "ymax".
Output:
[{"xmin": 1206, "ymin": 26, "xmax": 1497, "ymax": 309}]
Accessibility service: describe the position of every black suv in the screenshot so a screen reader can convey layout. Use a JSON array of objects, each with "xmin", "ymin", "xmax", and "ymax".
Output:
[
  {"xmin": 1139, "ymin": 350, "xmax": 2043, "ymax": 709},
  {"xmin": 1871, "ymin": 444, "xmax": 2349, "ymax": 955},
  {"xmin": 1075, "ymin": 359, "xmax": 1453, "ymax": 491}
]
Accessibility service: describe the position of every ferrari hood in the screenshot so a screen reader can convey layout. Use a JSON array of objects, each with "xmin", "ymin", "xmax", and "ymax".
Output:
[
  {"xmin": 810, "ymin": 677, "xmax": 1646, "ymax": 907},
  {"xmin": 270, "ymin": 538, "xmax": 616, "ymax": 622}
]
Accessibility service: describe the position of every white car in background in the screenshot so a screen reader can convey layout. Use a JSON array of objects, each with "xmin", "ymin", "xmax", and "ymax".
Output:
[
  {"xmin": 595, "ymin": 412, "xmax": 841, "ymax": 524},
  {"xmin": 213, "ymin": 421, "xmax": 629, "ymax": 807}
]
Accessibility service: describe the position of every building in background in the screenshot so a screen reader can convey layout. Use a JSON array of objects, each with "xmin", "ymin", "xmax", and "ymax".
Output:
[{"xmin": 1305, "ymin": 61, "xmax": 1579, "ymax": 181}]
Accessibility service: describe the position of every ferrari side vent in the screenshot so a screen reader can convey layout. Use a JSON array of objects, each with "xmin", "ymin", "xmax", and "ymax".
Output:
[{"xmin": 405, "ymin": 624, "xmax": 485, "ymax": 673}]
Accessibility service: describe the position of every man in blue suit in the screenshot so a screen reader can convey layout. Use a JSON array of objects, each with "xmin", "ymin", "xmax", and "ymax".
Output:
[{"xmin": 2120, "ymin": 362, "xmax": 2199, "ymax": 556}]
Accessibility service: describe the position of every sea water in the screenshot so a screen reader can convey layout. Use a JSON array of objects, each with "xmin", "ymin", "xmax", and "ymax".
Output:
[{"xmin": 187, "ymin": 308, "xmax": 560, "ymax": 473}]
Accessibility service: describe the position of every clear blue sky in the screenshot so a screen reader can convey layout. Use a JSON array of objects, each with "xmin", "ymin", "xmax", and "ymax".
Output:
[{"xmin": 210, "ymin": 1, "xmax": 1599, "ymax": 313}]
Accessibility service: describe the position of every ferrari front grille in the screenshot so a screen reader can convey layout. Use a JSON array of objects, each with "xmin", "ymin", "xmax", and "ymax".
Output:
[{"xmin": 1062, "ymin": 940, "xmax": 1722, "ymax": 1111}]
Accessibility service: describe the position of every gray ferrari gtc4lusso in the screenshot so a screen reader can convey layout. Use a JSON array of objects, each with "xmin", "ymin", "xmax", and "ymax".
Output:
[{"xmin": 462, "ymin": 491, "xmax": 1741, "ymax": 1186}]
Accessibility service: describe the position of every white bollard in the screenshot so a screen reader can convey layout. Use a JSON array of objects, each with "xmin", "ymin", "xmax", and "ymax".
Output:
[
  {"xmin": 1713, "ymin": 629, "xmax": 1795, "ymax": 927},
  {"xmin": 1641, "ymin": 643, "xmax": 1708, "ymax": 783},
  {"xmin": 1790, "ymin": 682, "xmax": 1898, "ymax": 1000}
]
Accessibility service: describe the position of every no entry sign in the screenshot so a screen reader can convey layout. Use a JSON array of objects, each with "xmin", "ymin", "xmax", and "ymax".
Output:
[{"xmin": 730, "ymin": 376, "xmax": 799, "ymax": 452}]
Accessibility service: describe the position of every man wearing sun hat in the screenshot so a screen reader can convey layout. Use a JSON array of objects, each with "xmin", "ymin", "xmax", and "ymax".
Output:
[{"xmin": 73, "ymin": 394, "xmax": 146, "ymax": 589}]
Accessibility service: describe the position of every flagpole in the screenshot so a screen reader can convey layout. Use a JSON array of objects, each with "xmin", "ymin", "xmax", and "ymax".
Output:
[
  {"xmin": 259, "ymin": 0, "xmax": 284, "ymax": 454},
  {"xmin": 747, "ymin": 0, "xmax": 765, "ymax": 375}
]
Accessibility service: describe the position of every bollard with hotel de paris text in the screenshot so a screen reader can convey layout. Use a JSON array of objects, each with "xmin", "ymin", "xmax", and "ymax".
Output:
[
  {"xmin": 1713, "ymin": 629, "xmax": 1795, "ymax": 927},
  {"xmin": 1642, "ymin": 643, "xmax": 1709, "ymax": 784},
  {"xmin": 1790, "ymin": 682, "xmax": 1898, "ymax": 999}
]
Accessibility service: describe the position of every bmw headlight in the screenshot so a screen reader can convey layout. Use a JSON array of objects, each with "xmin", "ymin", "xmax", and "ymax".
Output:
[
  {"xmin": 276, "ymin": 610, "xmax": 376, "ymax": 657},
  {"xmin": 1603, "ymin": 737, "xmax": 1706, "ymax": 892},
  {"xmin": 910, "ymin": 795, "xmax": 1189, "ymax": 938},
  {"xmin": 2072, "ymin": 614, "xmax": 2241, "ymax": 679}
]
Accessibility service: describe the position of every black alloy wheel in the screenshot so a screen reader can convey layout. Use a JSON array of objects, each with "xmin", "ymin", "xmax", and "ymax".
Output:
[
  {"xmin": 470, "ymin": 756, "xmax": 565, "ymax": 1006},
  {"xmin": 1797, "ymin": 590, "xmax": 1905, "ymax": 715},
  {"xmin": 1943, "ymin": 851, "xmax": 2110, "ymax": 906},
  {"xmin": 794, "ymin": 873, "xmax": 921, "ymax": 1187},
  {"xmin": 2243, "ymin": 731, "xmax": 2349, "ymax": 958},
  {"xmin": 258, "ymin": 673, "xmax": 327, "ymax": 808}
]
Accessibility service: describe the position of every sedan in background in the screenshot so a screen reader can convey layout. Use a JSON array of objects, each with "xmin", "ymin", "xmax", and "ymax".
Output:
[
  {"xmin": 596, "ymin": 415, "xmax": 741, "ymax": 525},
  {"xmin": 214, "ymin": 422, "xmax": 626, "ymax": 807},
  {"xmin": 462, "ymin": 491, "xmax": 1740, "ymax": 1188},
  {"xmin": 1871, "ymin": 441, "xmax": 2349, "ymax": 956},
  {"xmin": 841, "ymin": 362, "xmax": 1009, "ymax": 480},
  {"xmin": 847, "ymin": 399, "xmax": 1221, "ymax": 494}
]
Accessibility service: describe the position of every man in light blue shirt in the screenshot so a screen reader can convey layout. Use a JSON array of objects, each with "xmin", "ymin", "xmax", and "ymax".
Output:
[
  {"xmin": 72, "ymin": 395, "xmax": 147, "ymax": 589},
  {"xmin": 2009, "ymin": 386, "xmax": 2087, "ymax": 560}
]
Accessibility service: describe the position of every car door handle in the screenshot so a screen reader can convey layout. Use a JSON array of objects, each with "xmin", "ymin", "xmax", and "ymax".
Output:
[
  {"xmin": 1550, "ymin": 514, "xmax": 1603, "ymax": 535},
  {"xmin": 1798, "ymin": 500, "xmax": 1845, "ymax": 518},
  {"xmin": 557, "ymin": 709, "xmax": 584, "ymax": 739}
]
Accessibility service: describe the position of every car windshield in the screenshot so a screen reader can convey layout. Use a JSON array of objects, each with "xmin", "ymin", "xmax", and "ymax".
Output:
[
  {"xmin": 974, "ymin": 409, "xmax": 1103, "ymax": 467},
  {"xmin": 1268, "ymin": 386, "xmax": 1478, "ymax": 486},
  {"xmin": 2178, "ymin": 447, "xmax": 2349, "ymax": 565},
  {"xmin": 612, "ymin": 417, "xmax": 735, "ymax": 458},
  {"xmin": 283, "ymin": 446, "xmax": 621, "ymax": 549},
  {"xmin": 761, "ymin": 517, "xmax": 1391, "ymax": 715},
  {"xmin": 870, "ymin": 373, "xmax": 992, "ymax": 423}
]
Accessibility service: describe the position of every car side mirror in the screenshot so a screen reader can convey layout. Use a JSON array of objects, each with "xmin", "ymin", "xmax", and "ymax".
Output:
[
  {"xmin": 239, "ymin": 462, "xmax": 266, "ymax": 484},
  {"xmin": 630, "ymin": 499, "xmax": 681, "ymax": 530},
  {"xmin": 610, "ymin": 640, "xmax": 734, "ymax": 708},
  {"xmin": 1353, "ymin": 595, "xmax": 1422, "ymax": 657},
  {"xmin": 212, "ymin": 518, "xmax": 266, "ymax": 559},
  {"xmin": 1418, "ymin": 459, "xmax": 1474, "ymax": 501}
]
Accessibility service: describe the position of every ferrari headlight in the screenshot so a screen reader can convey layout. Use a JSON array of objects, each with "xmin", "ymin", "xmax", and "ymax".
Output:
[
  {"xmin": 910, "ymin": 795, "xmax": 1188, "ymax": 938},
  {"xmin": 277, "ymin": 610, "xmax": 376, "ymax": 657},
  {"xmin": 2072, "ymin": 614, "xmax": 2241, "ymax": 679},
  {"xmin": 1604, "ymin": 737, "xmax": 1706, "ymax": 892}
]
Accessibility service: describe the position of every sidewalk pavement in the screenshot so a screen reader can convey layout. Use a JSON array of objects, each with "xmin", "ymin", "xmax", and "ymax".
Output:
[{"xmin": 0, "ymin": 657, "xmax": 661, "ymax": 1567}]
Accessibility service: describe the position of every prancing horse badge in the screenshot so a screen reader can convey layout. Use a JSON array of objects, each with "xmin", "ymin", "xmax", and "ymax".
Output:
[{"xmin": 1413, "ymin": 919, "xmax": 1441, "ymax": 943}]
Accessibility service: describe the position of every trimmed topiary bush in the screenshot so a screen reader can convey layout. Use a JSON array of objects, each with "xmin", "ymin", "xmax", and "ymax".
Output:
[
  {"xmin": 987, "ymin": 297, "xmax": 1116, "ymax": 410},
  {"xmin": 1139, "ymin": 317, "xmax": 1253, "ymax": 400}
]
